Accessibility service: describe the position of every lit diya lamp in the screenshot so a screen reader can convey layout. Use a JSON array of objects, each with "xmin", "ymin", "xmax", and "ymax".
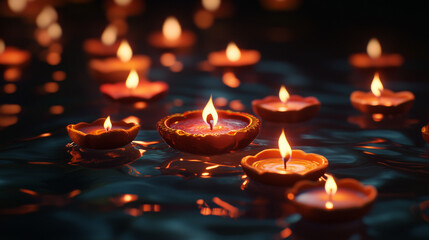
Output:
[
  {"xmin": 241, "ymin": 129, "xmax": 328, "ymax": 186},
  {"xmin": 83, "ymin": 24, "xmax": 121, "ymax": 58},
  {"xmin": 288, "ymin": 175, "xmax": 377, "ymax": 222},
  {"xmin": 157, "ymin": 96, "xmax": 261, "ymax": 155},
  {"xmin": 207, "ymin": 42, "xmax": 261, "ymax": 68},
  {"xmin": 100, "ymin": 69, "xmax": 169, "ymax": 102},
  {"xmin": 89, "ymin": 40, "xmax": 151, "ymax": 83},
  {"xmin": 350, "ymin": 72, "xmax": 414, "ymax": 115},
  {"xmin": 148, "ymin": 16, "xmax": 196, "ymax": 50},
  {"xmin": 0, "ymin": 39, "xmax": 31, "ymax": 68},
  {"xmin": 252, "ymin": 85, "xmax": 321, "ymax": 123},
  {"xmin": 67, "ymin": 116, "xmax": 140, "ymax": 149},
  {"xmin": 349, "ymin": 38, "xmax": 404, "ymax": 68},
  {"xmin": 422, "ymin": 123, "xmax": 429, "ymax": 144}
]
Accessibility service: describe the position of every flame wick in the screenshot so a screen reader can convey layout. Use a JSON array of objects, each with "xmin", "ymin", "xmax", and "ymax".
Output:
[
  {"xmin": 278, "ymin": 129, "xmax": 291, "ymax": 170},
  {"xmin": 104, "ymin": 116, "xmax": 112, "ymax": 131},
  {"xmin": 206, "ymin": 114, "xmax": 214, "ymax": 130}
]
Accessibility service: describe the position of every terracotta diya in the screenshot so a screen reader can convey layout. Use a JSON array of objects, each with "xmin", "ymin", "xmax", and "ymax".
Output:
[
  {"xmin": 83, "ymin": 24, "xmax": 121, "ymax": 58},
  {"xmin": 349, "ymin": 38, "xmax": 403, "ymax": 68},
  {"xmin": 148, "ymin": 16, "xmax": 196, "ymax": 50},
  {"xmin": 422, "ymin": 123, "xmax": 429, "ymax": 143},
  {"xmin": 67, "ymin": 116, "xmax": 140, "ymax": 149},
  {"xmin": 100, "ymin": 69, "xmax": 169, "ymax": 102},
  {"xmin": 157, "ymin": 96, "xmax": 260, "ymax": 155},
  {"xmin": 89, "ymin": 39, "xmax": 151, "ymax": 83},
  {"xmin": 0, "ymin": 39, "xmax": 30, "ymax": 68},
  {"xmin": 288, "ymin": 175, "xmax": 377, "ymax": 222},
  {"xmin": 350, "ymin": 72, "xmax": 414, "ymax": 115},
  {"xmin": 241, "ymin": 129, "xmax": 328, "ymax": 186},
  {"xmin": 207, "ymin": 42, "xmax": 260, "ymax": 68},
  {"xmin": 252, "ymin": 85, "xmax": 321, "ymax": 123}
]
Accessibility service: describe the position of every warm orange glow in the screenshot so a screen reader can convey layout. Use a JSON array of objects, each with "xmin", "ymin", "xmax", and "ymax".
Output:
[
  {"xmin": 117, "ymin": 40, "xmax": 132, "ymax": 62},
  {"xmin": 3, "ymin": 84, "xmax": 16, "ymax": 94},
  {"xmin": 170, "ymin": 61, "xmax": 183, "ymax": 72},
  {"xmin": 214, "ymin": 97, "xmax": 228, "ymax": 107},
  {"xmin": 52, "ymin": 71, "xmax": 66, "ymax": 81},
  {"xmin": 114, "ymin": 0, "xmax": 132, "ymax": 6},
  {"xmin": 202, "ymin": 95, "xmax": 218, "ymax": 128},
  {"xmin": 371, "ymin": 72, "xmax": 383, "ymax": 97},
  {"xmin": 121, "ymin": 194, "xmax": 137, "ymax": 203},
  {"xmin": 372, "ymin": 113, "xmax": 384, "ymax": 122},
  {"xmin": 279, "ymin": 85, "xmax": 289, "ymax": 103},
  {"xmin": 8, "ymin": 0, "xmax": 27, "ymax": 13},
  {"xmin": 4, "ymin": 68, "xmax": 21, "ymax": 82},
  {"xmin": 44, "ymin": 82, "xmax": 59, "ymax": 93},
  {"xmin": 101, "ymin": 25, "xmax": 117, "ymax": 46},
  {"xmin": 125, "ymin": 70, "xmax": 139, "ymax": 89},
  {"xmin": 104, "ymin": 116, "xmax": 112, "ymax": 131},
  {"xmin": 36, "ymin": 6, "xmax": 57, "ymax": 28},
  {"xmin": 325, "ymin": 201, "xmax": 333, "ymax": 209},
  {"xmin": 202, "ymin": 0, "xmax": 221, "ymax": 11},
  {"xmin": 222, "ymin": 72, "xmax": 240, "ymax": 88},
  {"xmin": 278, "ymin": 129, "xmax": 292, "ymax": 165},
  {"xmin": 325, "ymin": 174, "xmax": 337, "ymax": 196},
  {"xmin": 133, "ymin": 101, "xmax": 147, "ymax": 109},
  {"xmin": 229, "ymin": 100, "xmax": 245, "ymax": 111},
  {"xmin": 47, "ymin": 23, "xmax": 62, "ymax": 40},
  {"xmin": 226, "ymin": 42, "xmax": 241, "ymax": 62},
  {"xmin": 367, "ymin": 38, "xmax": 382, "ymax": 59},
  {"xmin": 49, "ymin": 105, "xmax": 64, "ymax": 115},
  {"xmin": 0, "ymin": 39, "xmax": 5, "ymax": 54},
  {"xmin": 160, "ymin": 53, "xmax": 176, "ymax": 67},
  {"xmin": 162, "ymin": 17, "xmax": 182, "ymax": 41},
  {"xmin": 194, "ymin": 10, "xmax": 214, "ymax": 29},
  {"xmin": 0, "ymin": 104, "xmax": 21, "ymax": 115}
]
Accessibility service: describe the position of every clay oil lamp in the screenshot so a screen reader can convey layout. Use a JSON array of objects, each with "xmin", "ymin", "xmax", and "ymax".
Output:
[
  {"xmin": 83, "ymin": 24, "xmax": 121, "ymax": 58},
  {"xmin": 241, "ymin": 129, "xmax": 328, "ymax": 186},
  {"xmin": 148, "ymin": 16, "xmax": 196, "ymax": 50},
  {"xmin": 350, "ymin": 72, "xmax": 414, "ymax": 115},
  {"xmin": 288, "ymin": 175, "xmax": 377, "ymax": 222},
  {"xmin": 89, "ymin": 40, "xmax": 151, "ymax": 83},
  {"xmin": 157, "ymin": 96, "xmax": 261, "ymax": 155},
  {"xmin": 67, "ymin": 116, "xmax": 140, "ymax": 149},
  {"xmin": 422, "ymin": 123, "xmax": 429, "ymax": 143},
  {"xmin": 100, "ymin": 69, "xmax": 169, "ymax": 102},
  {"xmin": 207, "ymin": 42, "xmax": 260, "ymax": 68},
  {"xmin": 0, "ymin": 39, "xmax": 31, "ymax": 68},
  {"xmin": 252, "ymin": 85, "xmax": 321, "ymax": 123},
  {"xmin": 349, "ymin": 38, "xmax": 404, "ymax": 68}
]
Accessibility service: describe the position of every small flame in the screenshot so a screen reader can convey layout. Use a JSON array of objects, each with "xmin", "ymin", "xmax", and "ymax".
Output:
[
  {"xmin": 101, "ymin": 25, "xmax": 117, "ymax": 46},
  {"xmin": 371, "ymin": 72, "xmax": 383, "ymax": 97},
  {"xmin": 8, "ymin": 0, "xmax": 27, "ymax": 13},
  {"xmin": 36, "ymin": 6, "xmax": 57, "ymax": 28},
  {"xmin": 47, "ymin": 23, "xmax": 62, "ymax": 40},
  {"xmin": 0, "ymin": 39, "xmax": 5, "ymax": 54},
  {"xmin": 117, "ymin": 40, "xmax": 133, "ymax": 62},
  {"xmin": 279, "ymin": 85, "xmax": 289, "ymax": 103},
  {"xmin": 202, "ymin": 0, "xmax": 221, "ymax": 11},
  {"xmin": 367, "ymin": 38, "xmax": 382, "ymax": 59},
  {"xmin": 163, "ymin": 17, "xmax": 182, "ymax": 41},
  {"xmin": 104, "ymin": 116, "xmax": 112, "ymax": 131},
  {"xmin": 278, "ymin": 129, "xmax": 292, "ymax": 167},
  {"xmin": 202, "ymin": 95, "xmax": 218, "ymax": 129},
  {"xmin": 125, "ymin": 70, "xmax": 139, "ymax": 89},
  {"xmin": 226, "ymin": 42, "xmax": 241, "ymax": 62},
  {"xmin": 325, "ymin": 174, "xmax": 337, "ymax": 196},
  {"xmin": 114, "ymin": 0, "xmax": 132, "ymax": 6}
]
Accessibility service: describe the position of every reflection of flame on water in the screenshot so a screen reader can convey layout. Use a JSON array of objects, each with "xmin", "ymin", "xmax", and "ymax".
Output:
[
  {"xmin": 196, "ymin": 197, "xmax": 240, "ymax": 218},
  {"xmin": 161, "ymin": 157, "xmax": 241, "ymax": 178},
  {"xmin": 160, "ymin": 53, "xmax": 176, "ymax": 67},
  {"xmin": 222, "ymin": 71, "xmax": 240, "ymax": 88},
  {"xmin": 125, "ymin": 204, "xmax": 161, "ymax": 217}
]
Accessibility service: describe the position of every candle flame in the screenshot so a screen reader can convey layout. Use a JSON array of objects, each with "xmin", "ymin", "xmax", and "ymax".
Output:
[
  {"xmin": 278, "ymin": 129, "xmax": 292, "ymax": 168},
  {"xmin": 104, "ymin": 116, "xmax": 112, "ymax": 131},
  {"xmin": 101, "ymin": 25, "xmax": 117, "ymax": 46},
  {"xmin": 279, "ymin": 85, "xmax": 290, "ymax": 103},
  {"xmin": 202, "ymin": 0, "xmax": 221, "ymax": 11},
  {"xmin": 367, "ymin": 38, "xmax": 382, "ymax": 59},
  {"xmin": 8, "ymin": 0, "xmax": 27, "ymax": 13},
  {"xmin": 202, "ymin": 95, "xmax": 218, "ymax": 129},
  {"xmin": 114, "ymin": 0, "xmax": 132, "ymax": 6},
  {"xmin": 163, "ymin": 17, "xmax": 182, "ymax": 41},
  {"xmin": 117, "ymin": 40, "xmax": 133, "ymax": 62},
  {"xmin": 325, "ymin": 174, "xmax": 337, "ymax": 196},
  {"xmin": 0, "ymin": 39, "xmax": 5, "ymax": 54},
  {"xmin": 125, "ymin": 70, "xmax": 139, "ymax": 89},
  {"xmin": 36, "ymin": 6, "xmax": 58, "ymax": 28},
  {"xmin": 371, "ymin": 72, "xmax": 383, "ymax": 97},
  {"xmin": 226, "ymin": 42, "xmax": 241, "ymax": 62},
  {"xmin": 47, "ymin": 22, "xmax": 62, "ymax": 40}
]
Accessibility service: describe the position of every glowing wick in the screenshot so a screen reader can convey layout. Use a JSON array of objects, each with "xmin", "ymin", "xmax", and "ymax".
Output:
[
  {"xmin": 202, "ymin": 95, "xmax": 218, "ymax": 130},
  {"xmin": 226, "ymin": 42, "xmax": 241, "ymax": 62},
  {"xmin": 278, "ymin": 129, "xmax": 291, "ymax": 169},
  {"xmin": 125, "ymin": 69, "xmax": 139, "ymax": 90},
  {"xmin": 324, "ymin": 174, "xmax": 337, "ymax": 209},
  {"xmin": 104, "ymin": 116, "xmax": 112, "ymax": 131},
  {"xmin": 371, "ymin": 72, "xmax": 383, "ymax": 98}
]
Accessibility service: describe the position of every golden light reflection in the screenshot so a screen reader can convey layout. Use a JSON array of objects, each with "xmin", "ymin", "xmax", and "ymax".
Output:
[
  {"xmin": 101, "ymin": 25, "xmax": 117, "ymax": 46},
  {"xmin": 372, "ymin": 113, "xmax": 384, "ymax": 122},
  {"xmin": 47, "ymin": 23, "xmax": 62, "ymax": 40},
  {"xmin": 163, "ymin": 16, "xmax": 181, "ymax": 41},
  {"xmin": 117, "ymin": 40, "xmax": 132, "ymax": 62},
  {"xmin": 202, "ymin": 95, "xmax": 218, "ymax": 129},
  {"xmin": 121, "ymin": 194, "xmax": 137, "ymax": 203},
  {"xmin": 133, "ymin": 101, "xmax": 147, "ymax": 109},
  {"xmin": 324, "ymin": 174, "xmax": 337, "ymax": 209},
  {"xmin": 4, "ymin": 68, "xmax": 21, "ymax": 82},
  {"xmin": 49, "ymin": 105, "xmax": 64, "ymax": 115},
  {"xmin": 44, "ymin": 82, "xmax": 59, "ymax": 93},
  {"xmin": 371, "ymin": 72, "xmax": 383, "ymax": 97},
  {"xmin": 202, "ymin": 0, "xmax": 221, "ymax": 11},
  {"xmin": 36, "ymin": 6, "xmax": 58, "ymax": 28},
  {"xmin": 279, "ymin": 85, "xmax": 289, "ymax": 103},
  {"xmin": 114, "ymin": 0, "xmax": 132, "ymax": 6},
  {"xmin": 367, "ymin": 38, "xmax": 382, "ymax": 59},
  {"xmin": 8, "ymin": 0, "xmax": 27, "ymax": 13},
  {"xmin": 160, "ymin": 52, "xmax": 176, "ymax": 67},
  {"xmin": 0, "ymin": 39, "xmax": 5, "ymax": 54},
  {"xmin": 278, "ymin": 129, "xmax": 291, "ymax": 169},
  {"xmin": 222, "ymin": 72, "xmax": 240, "ymax": 88},
  {"xmin": 104, "ymin": 116, "xmax": 112, "ymax": 131},
  {"xmin": 194, "ymin": 10, "xmax": 214, "ymax": 29},
  {"xmin": 226, "ymin": 42, "xmax": 241, "ymax": 62},
  {"xmin": 125, "ymin": 70, "xmax": 139, "ymax": 89},
  {"xmin": 122, "ymin": 115, "xmax": 140, "ymax": 125}
]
